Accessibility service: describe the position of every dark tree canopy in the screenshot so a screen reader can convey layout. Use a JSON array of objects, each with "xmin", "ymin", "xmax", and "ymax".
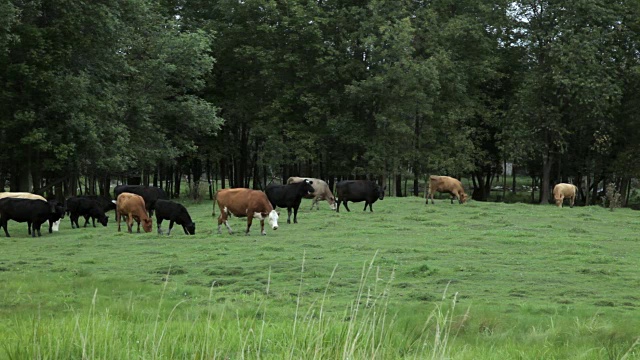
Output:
[{"xmin": 1, "ymin": 0, "xmax": 638, "ymax": 205}]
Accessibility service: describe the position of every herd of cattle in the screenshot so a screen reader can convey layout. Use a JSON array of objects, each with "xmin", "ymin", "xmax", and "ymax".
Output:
[{"xmin": 0, "ymin": 175, "xmax": 579, "ymax": 238}]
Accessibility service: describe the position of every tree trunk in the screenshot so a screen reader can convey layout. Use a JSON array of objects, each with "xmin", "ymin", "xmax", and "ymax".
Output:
[
  {"xmin": 174, "ymin": 169, "xmax": 182, "ymax": 198},
  {"xmin": 540, "ymin": 153, "xmax": 553, "ymax": 204},
  {"xmin": 512, "ymin": 165, "xmax": 517, "ymax": 193},
  {"xmin": 220, "ymin": 159, "xmax": 226, "ymax": 189},
  {"xmin": 395, "ymin": 173, "xmax": 402, "ymax": 197}
]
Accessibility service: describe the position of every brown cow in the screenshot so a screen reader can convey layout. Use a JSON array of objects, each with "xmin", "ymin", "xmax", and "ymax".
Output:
[
  {"xmin": 0, "ymin": 192, "xmax": 46, "ymax": 201},
  {"xmin": 287, "ymin": 176, "xmax": 337, "ymax": 210},
  {"xmin": 116, "ymin": 192, "xmax": 152, "ymax": 233},
  {"xmin": 213, "ymin": 188, "xmax": 279, "ymax": 236},
  {"xmin": 426, "ymin": 175, "xmax": 468, "ymax": 204},
  {"xmin": 553, "ymin": 183, "xmax": 578, "ymax": 208}
]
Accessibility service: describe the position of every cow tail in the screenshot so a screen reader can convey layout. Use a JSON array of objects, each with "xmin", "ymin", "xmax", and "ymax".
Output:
[{"xmin": 212, "ymin": 191, "xmax": 217, "ymax": 216}]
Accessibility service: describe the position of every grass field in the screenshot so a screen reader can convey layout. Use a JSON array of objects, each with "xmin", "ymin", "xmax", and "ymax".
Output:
[{"xmin": 1, "ymin": 196, "xmax": 639, "ymax": 359}]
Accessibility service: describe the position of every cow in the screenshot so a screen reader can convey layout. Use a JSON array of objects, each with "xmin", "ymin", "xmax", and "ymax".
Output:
[
  {"xmin": 213, "ymin": 188, "xmax": 278, "ymax": 235},
  {"xmin": 265, "ymin": 179, "xmax": 315, "ymax": 224},
  {"xmin": 553, "ymin": 183, "xmax": 578, "ymax": 208},
  {"xmin": 66, "ymin": 196, "xmax": 109, "ymax": 228},
  {"xmin": 426, "ymin": 175, "xmax": 468, "ymax": 205},
  {"xmin": 335, "ymin": 180, "xmax": 386, "ymax": 212},
  {"xmin": 287, "ymin": 177, "xmax": 337, "ymax": 211},
  {"xmin": 155, "ymin": 199, "xmax": 195, "ymax": 235},
  {"xmin": 114, "ymin": 185, "xmax": 168, "ymax": 216},
  {"xmin": 0, "ymin": 192, "xmax": 46, "ymax": 201},
  {"xmin": 0, "ymin": 198, "xmax": 65, "ymax": 237},
  {"xmin": 0, "ymin": 192, "xmax": 63, "ymax": 233},
  {"xmin": 116, "ymin": 193, "xmax": 152, "ymax": 233}
]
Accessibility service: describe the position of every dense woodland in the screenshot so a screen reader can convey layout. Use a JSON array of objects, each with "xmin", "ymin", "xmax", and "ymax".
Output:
[{"xmin": 1, "ymin": 0, "xmax": 639, "ymax": 205}]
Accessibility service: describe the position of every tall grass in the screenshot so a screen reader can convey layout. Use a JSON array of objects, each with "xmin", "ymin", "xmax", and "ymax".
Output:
[{"xmin": 3, "ymin": 253, "xmax": 464, "ymax": 359}]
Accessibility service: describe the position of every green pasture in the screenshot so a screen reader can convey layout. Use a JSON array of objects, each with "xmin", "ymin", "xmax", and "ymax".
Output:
[{"xmin": 0, "ymin": 197, "xmax": 639, "ymax": 359}]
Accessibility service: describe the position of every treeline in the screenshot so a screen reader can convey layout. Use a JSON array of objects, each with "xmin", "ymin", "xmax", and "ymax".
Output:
[{"xmin": 1, "ymin": 0, "xmax": 639, "ymax": 205}]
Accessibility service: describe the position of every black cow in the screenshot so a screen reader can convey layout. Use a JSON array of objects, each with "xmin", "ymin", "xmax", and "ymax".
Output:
[
  {"xmin": 0, "ymin": 198, "xmax": 65, "ymax": 237},
  {"xmin": 155, "ymin": 199, "xmax": 195, "ymax": 235},
  {"xmin": 79, "ymin": 195, "xmax": 116, "ymax": 212},
  {"xmin": 114, "ymin": 185, "xmax": 169, "ymax": 216},
  {"xmin": 335, "ymin": 180, "xmax": 386, "ymax": 212},
  {"xmin": 265, "ymin": 179, "xmax": 315, "ymax": 224},
  {"xmin": 66, "ymin": 196, "xmax": 109, "ymax": 228}
]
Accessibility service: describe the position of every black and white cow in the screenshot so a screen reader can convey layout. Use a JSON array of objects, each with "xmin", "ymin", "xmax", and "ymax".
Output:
[
  {"xmin": 265, "ymin": 179, "xmax": 315, "ymax": 224},
  {"xmin": 0, "ymin": 198, "xmax": 65, "ymax": 237},
  {"xmin": 154, "ymin": 199, "xmax": 195, "ymax": 235},
  {"xmin": 114, "ymin": 185, "xmax": 169, "ymax": 216},
  {"xmin": 335, "ymin": 180, "xmax": 386, "ymax": 212},
  {"xmin": 66, "ymin": 196, "xmax": 109, "ymax": 228}
]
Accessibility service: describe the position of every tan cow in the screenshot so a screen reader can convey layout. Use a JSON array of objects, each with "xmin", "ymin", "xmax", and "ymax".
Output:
[
  {"xmin": 287, "ymin": 176, "xmax": 337, "ymax": 210},
  {"xmin": 426, "ymin": 175, "xmax": 468, "ymax": 204},
  {"xmin": 0, "ymin": 192, "xmax": 46, "ymax": 201},
  {"xmin": 553, "ymin": 183, "xmax": 578, "ymax": 208},
  {"xmin": 116, "ymin": 192, "xmax": 152, "ymax": 233},
  {"xmin": 213, "ymin": 188, "xmax": 278, "ymax": 235}
]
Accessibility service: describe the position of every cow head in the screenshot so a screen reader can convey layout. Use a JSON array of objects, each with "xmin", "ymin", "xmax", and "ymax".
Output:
[
  {"xmin": 328, "ymin": 196, "xmax": 337, "ymax": 211},
  {"xmin": 185, "ymin": 222, "xmax": 196, "ymax": 235},
  {"xmin": 300, "ymin": 179, "xmax": 315, "ymax": 196},
  {"xmin": 50, "ymin": 201, "xmax": 66, "ymax": 220},
  {"xmin": 377, "ymin": 184, "xmax": 387, "ymax": 200},
  {"xmin": 99, "ymin": 215, "xmax": 109, "ymax": 227},
  {"xmin": 142, "ymin": 218, "xmax": 153, "ymax": 233},
  {"xmin": 459, "ymin": 192, "xmax": 468, "ymax": 204},
  {"xmin": 268, "ymin": 209, "xmax": 279, "ymax": 230}
]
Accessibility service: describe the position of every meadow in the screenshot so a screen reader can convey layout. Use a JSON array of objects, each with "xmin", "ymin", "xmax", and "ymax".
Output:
[{"xmin": 0, "ymin": 196, "xmax": 639, "ymax": 359}]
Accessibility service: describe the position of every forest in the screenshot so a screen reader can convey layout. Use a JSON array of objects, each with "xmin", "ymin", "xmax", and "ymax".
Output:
[{"xmin": 1, "ymin": 0, "xmax": 639, "ymax": 205}]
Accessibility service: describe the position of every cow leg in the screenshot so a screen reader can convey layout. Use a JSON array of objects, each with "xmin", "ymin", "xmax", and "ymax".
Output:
[
  {"xmin": 116, "ymin": 211, "xmax": 122, "ymax": 232},
  {"xmin": 167, "ymin": 220, "xmax": 175, "ymax": 236},
  {"xmin": 157, "ymin": 218, "xmax": 164, "ymax": 235},
  {"xmin": 28, "ymin": 222, "xmax": 32, "ymax": 235},
  {"xmin": 49, "ymin": 220, "xmax": 54, "ymax": 233},
  {"xmin": 36, "ymin": 223, "xmax": 42, "ymax": 237},
  {"xmin": 363, "ymin": 203, "xmax": 368, "ymax": 211},
  {"xmin": 261, "ymin": 219, "xmax": 266, "ymax": 235},
  {"xmin": 136, "ymin": 218, "xmax": 141, "ymax": 233},
  {"xmin": 92, "ymin": 217, "xmax": 96, "ymax": 227},
  {"xmin": 570, "ymin": 195, "xmax": 575, "ymax": 208},
  {"xmin": 430, "ymin": 193, "xmax": 435, "ymax": 204},
  {"xmin": 245, "ymin": 217, "xmax": 253, "ymax": 235},
  {"xmin": 343, "ymin": 201, "xmax": 351, "ymax": 212},
  {"xmin": 182, "ymin": 225, "xmax": 189, "ymax": 235},
  {"xmin": 0, "ymin": 219, "xmax": 9, "ymax": 237},
  {"xmin": 83, "ymin": 215, "xmax": 90, "ymax": 227},
  {"xmin": 287, "ymin": 208, "xmax": 292, "ymax": 224},
  {"xmin": 336, "ymin": 200, "xmax": 341, "ymax": 212},
  {"xmin": 127, "ymin": 213, "xmax": 134, "ymax": 233},
  {"xmin": 70, "ymin": 214, "xmax": 76, "ymax": 229},
  {"xmin": 293, "ymin": 206, "xmax": 299, "ymax": 224}
]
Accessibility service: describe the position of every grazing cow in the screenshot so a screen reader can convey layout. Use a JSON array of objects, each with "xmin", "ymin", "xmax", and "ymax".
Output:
[
  {"xmin": 335, "ymin": 180, "xmax": 386, "ymax": 212},
  {"xmin": 155, "ymin": 199, "xmax": 195, "ymax": 235},
  {"xmin": 0, "ymin": 192, "xmax": 46, "ymax": 201},
  {"xmin": 66, "ymin": 196, "xmax": 109, "ymax": 228},
  {"xmin": 265, "ymin": 179, "xmax": 315, "ymax": 224},
  {"xmin": 553, "ymin": 183, "xmax": 578, "ymax": 208},
  {"xmin": 0, "ymin": 198, "xmax": 65, "ymax": 237},
  {"xmin": 114, "ymin": 185, "xmax": 168, "ymax": 216},
  {"xmin": 213, "ymin": 188, "xmax": 278, "ymax": 235},
  {"xmin": 116, "ymin": 193, "xmax": 152, "ymax": 233},
  {"xmin": 426, "ymin": 176, "xmax": 467, "ymax": 205},
  {"xmin": 287, "ymin": 177, "xmax": 337, "ymax": 211}
]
